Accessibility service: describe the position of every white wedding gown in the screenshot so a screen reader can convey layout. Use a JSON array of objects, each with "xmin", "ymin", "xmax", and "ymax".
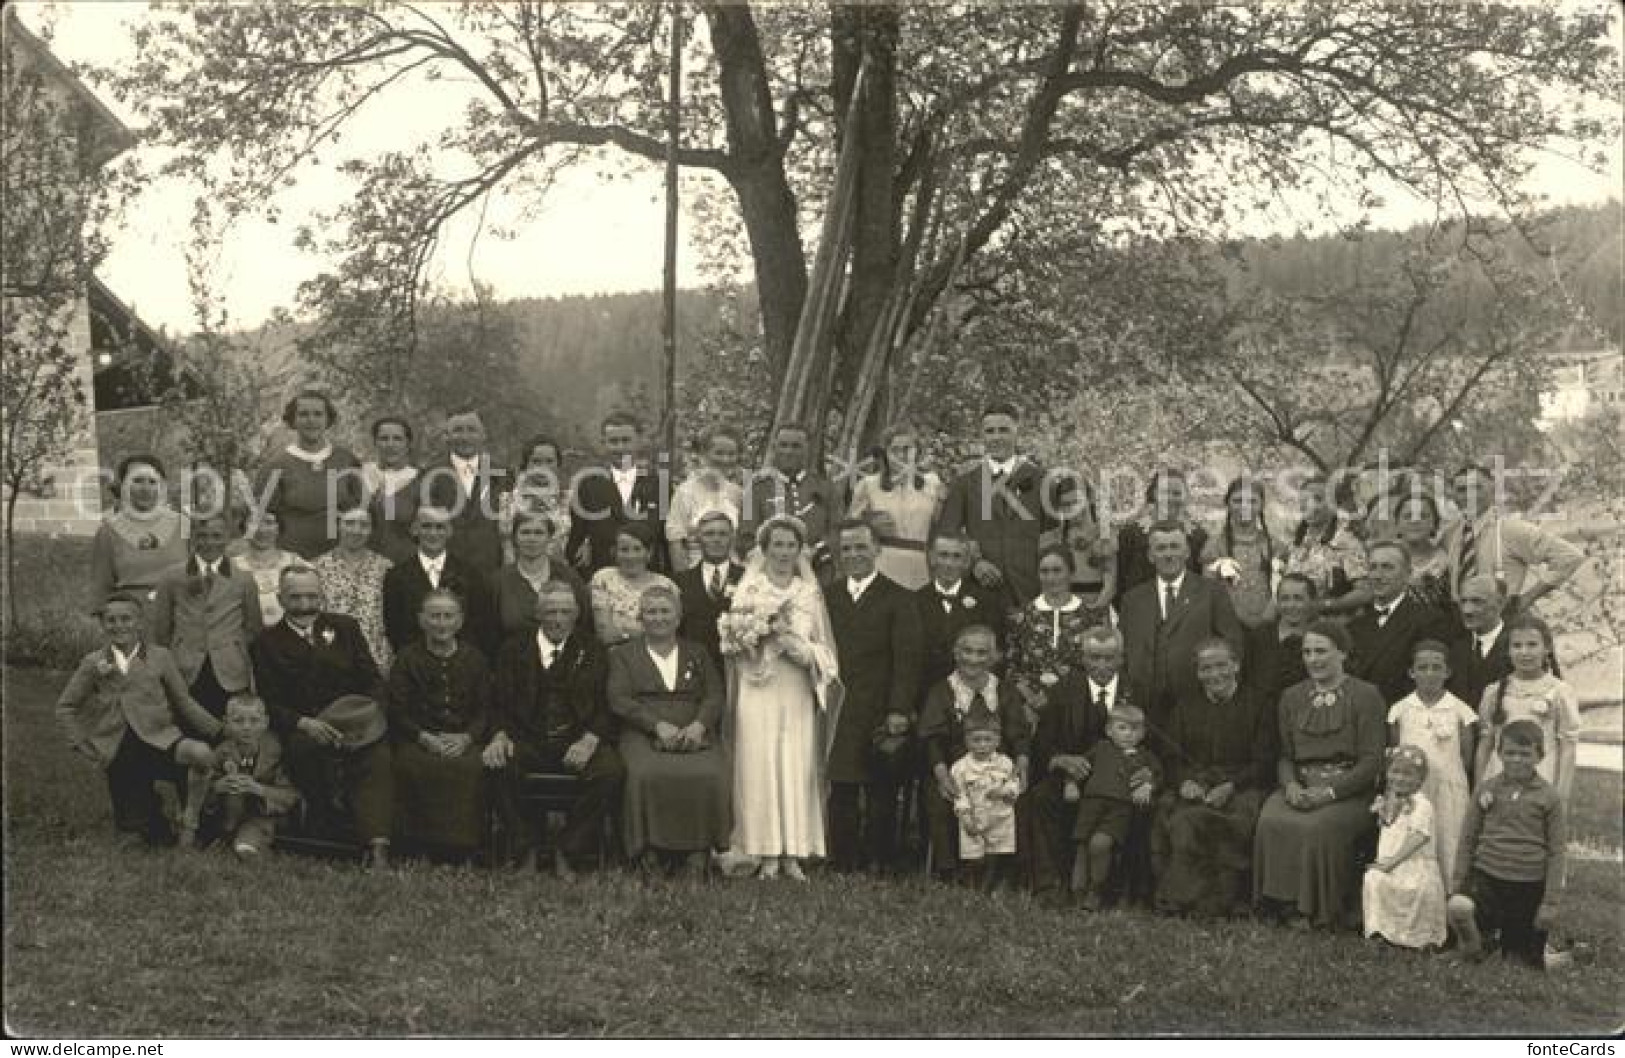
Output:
[{"xmin": 727, "ymin": 568, "xmax": 839, "ymax": 860}]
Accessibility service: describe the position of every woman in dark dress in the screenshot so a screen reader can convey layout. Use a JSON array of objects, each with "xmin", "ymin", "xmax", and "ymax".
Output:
[
  {"xmin": 260, "ymin": 390, "xmax": 363, "ymax": 559},
  {"xmin": 386, "ymin": 589, "xmax": 491, "ymax": 858},
  {"xmin": 1243, "ymin": 572, "xmax": 1315, "ymax": 701},
  {"xmin": 1153, "ymin": 638, "xmax": 1276, "ymax": 918},
  {"xmin": 363, "ymin": 414, "xmax": 420, "ymax": 565},
  {"xmin": 490, "ymin": 510, "xmax": 590, "ymax": 641},
  {"xmin": 606, "ymin": 583, "xmax": 730, "ymax": 874},
  {"xmin": 1253, "ymin": 619, "xmax": 1384, "ymax": 930}
]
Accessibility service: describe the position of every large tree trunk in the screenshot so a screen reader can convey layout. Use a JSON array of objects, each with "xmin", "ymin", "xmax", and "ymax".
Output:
[
  {"xmin": 831, "ymin": 5, "xmax": 900, "ymax": 451},
  {"xmin": 704, "ymin": 4, "xmax": 808, "ymax": 389}
]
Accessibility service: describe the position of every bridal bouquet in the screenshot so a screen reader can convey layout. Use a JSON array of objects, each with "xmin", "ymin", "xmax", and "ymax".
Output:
[{"xmin": 719, "ymin": 593, "xmax": 792, "ymax": 684}]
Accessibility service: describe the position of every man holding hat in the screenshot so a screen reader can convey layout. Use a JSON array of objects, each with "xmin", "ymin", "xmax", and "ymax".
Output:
[{"xmin": 251, "ymin": 566, "xmax": 395, "ymax": 867}]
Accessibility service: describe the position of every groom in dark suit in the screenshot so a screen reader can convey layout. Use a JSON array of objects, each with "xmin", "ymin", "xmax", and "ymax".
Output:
[
  {"xmin": 1348, "ymin": 540, "xmax": 1454, "ymax": 704},
  {"xmin": 826, "ymin": 517, "xmax": 924, "ymax": 872},
  {"xmin": 672, "ymin": 509, "xmax": 744, "ymax": 672},
  {"xmin": 381, "ymin": 506, "xmax": 496, "ymax": 657},
  {"xmin": 565, "ymin": 411, "xmax": 668, "ymax": 575},
  {"xmin": 1118, "ymin": 521, "xmax": 1244, "ymax": 731},
  {"xmin": 914, "ymin": 531, "xmax": 1007, "ymax": 697}
]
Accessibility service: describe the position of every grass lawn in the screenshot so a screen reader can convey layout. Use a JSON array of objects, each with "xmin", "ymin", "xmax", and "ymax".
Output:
[{"xmin": 3, "ymin": 667, "xmax": 1622, "ymax": 1037}]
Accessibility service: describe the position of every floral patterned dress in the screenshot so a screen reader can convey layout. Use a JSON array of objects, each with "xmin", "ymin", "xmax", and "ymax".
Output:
[
  {"xmin": 1477, "ymin": 672, "xmax": 1582, "ymax": 790},
  {"xmin": 1284, "ymin": 519, "xmax": 1368, "ymax": 600},
  {"xmin": 1006, "ymin": 595, "xmax": 1110, "ymax": 707},
  {"xmin": 591, "ymin": 568, "xmax": 678, "ymax": 645},
  {"xmin": 313, "ymin": 549, "xmax": 394, "ymax": 670}
]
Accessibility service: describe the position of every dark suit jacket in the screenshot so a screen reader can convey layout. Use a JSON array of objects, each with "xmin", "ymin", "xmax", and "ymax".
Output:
[
  {"xmin": 738, "ymin": 468, "xmax": 839, "ymax": 566},
  {"xmin": 421, "ymin": 455, "xmax": 509, "ymax": 577},
  {"xmin": 1119, "ymin": 574, "xmax": 1245, "ymax": 724},
  {"xmin": 1244, "ymin": 621, "xmax": 1308, "ymax": 704},
  {"xmin": 1030, "ymin": 671, "xmax": 1144, "ymax": 779},
  {"xmin": 605, "ymin": 637, "xmax": 723, "ymax": 736},
  {"xmin": 491, "ymin": 630, "xmax": 612, "ymax": 745},
  {"xmin": 150, "ymin": 558, "xmax": 263, "ymax": 690},
  {"xmin": 1162, "ymin": 682, "xmax": 1277, "ymax": 793},
  {"xmin": 826, "ymin": 573, "xmax": 924, "ymax": 784},
  {"xmin": 916, "ymin": 678, "xmax": 1030, "ymax": 774},
  {"xmin": 564, "ymin": 466, "xmax": 668, "ymax": 576},
  {"xmin": 382, "ymin": 552, "xmax": 497, "ymax": 658},
  {"xmin": 1447, "ymin": 626, "xmax": 1513, "ymax": 714},
  {"xmin": 251, "ymin": 613, "xmax": 382, "ymax": 734},
  {"xmin": 1347, "ymin": 595, "xmax": 1454, "ymax": 705},
  {"xmin": 913, "ymin": 580, "xmax": 1008, "ymax": 702},
  {"xmin": 934, "ymin": 459, "xmax": 1075, "ymax": 606},
  {"xmin": 672, "ymin": 560, "xmax": 745, "ymax": 672},
  {"xmin": 1114, "ymin": 521, "xmax": 1209, "ymax": 607}
]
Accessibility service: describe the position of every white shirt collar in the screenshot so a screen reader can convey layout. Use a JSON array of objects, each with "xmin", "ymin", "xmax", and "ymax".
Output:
[
  {"xmin": 986, "ymin": 456, "xmax": 1018, "ymax": 477},
  {"xmin": 647, "ymin": 644, "xmax": 680, "ymax": 691},
  {"xmin": 286, "ymin": 443, "xmax": 333, "ymax": 464},
  {"xmin": 111, "ymin": 644, "xmax": 137, "ymax": 674},
  {"xmin": 934, "ymin": 578, "xmax": 964, "ymax": 597},
  {"xmin": 1478, "ymin": 621, "xmax": 1504, "ymax": 647},
  {"xmin": 420, "ymin": 551, "xmax": 446, "ymax": 575},
  {"xmin": 1088, "ymin": 674, "xmax": 1120, "ymax": 704},
  {"xmin": 451, "ymin": 452, "xmax": 481, "ymax": 472},
  {"xmin": 847, "ymin": 570, "xmax": 879, "ymax": 600},
  {"xmin": 611, "ymin": 464, "xmax": 639, "ymax": 481},
  {"xmin": 1034, "ymin": 594, "xmax": 1083, "ymax": 614},
  {"xmin": 1157, "ymin": 571, "xmax": 1186, "ymax": 597},
  {"xmin": 703, "ymin": 559, "xmax": 732, "ymax": 579},
  {"xmin": 947, "ymin": 671, "xmax": 999, "ymax": 716},
  {"xmin": 536, "ymin": 628, "xmax": 566, "ymax": 661},
  {"xmin": 1373, "ymin": 592, "xmax": 1405, "ymax": 614}
]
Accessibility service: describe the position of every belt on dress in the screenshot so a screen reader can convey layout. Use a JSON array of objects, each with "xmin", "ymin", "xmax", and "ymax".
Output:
[
  {"xmin": 1295, "ymin": 760, "xmax": 1355, "ymax": 787},
  {"xmin": 877, "ymin": 535, "xmax": 926, "ymax": 553}
]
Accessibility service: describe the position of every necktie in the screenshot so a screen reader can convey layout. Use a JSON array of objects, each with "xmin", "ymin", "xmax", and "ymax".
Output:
[
  {"xmin": 1456, "ymin": 518, "xmax": 1478, "ymax": 591},
  {"xmin": 710, "ymin": 566, "xmax": 724, "ymax": 601},
  {"xmin": 969, "ymin": 689, "xmax": 987, "ymax": 720},
  {"xmin": 941, "ymin": 591, "xmax": 954, "ymax": 614},
  {"xmin": 1162, "ymin": 583, "xmax": 1177, "ymax": 623},
  {"xmin": 201, "ymin": 562, "xmax": 215, "ymax": 593},
  {"xmin": 1096, "ymin": 686, "xmax": 1109, "ymax": 713}
]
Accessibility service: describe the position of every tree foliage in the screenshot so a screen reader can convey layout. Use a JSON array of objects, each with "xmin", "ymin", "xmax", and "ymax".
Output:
[{"xmin": 97, "ymin": 1, "xmax": 1621, "ymax": 461}]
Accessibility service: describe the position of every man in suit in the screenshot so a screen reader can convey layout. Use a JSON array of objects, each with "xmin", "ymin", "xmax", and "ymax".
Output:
[
  {"xmin": 1444, "ymin": 463, "xmax": 1583, "ymax": 612},
  {"xmin": 933, "ymin": 402, "xmax": 1076, "ymax": 606},
  {"xmin": 1448, "ymin": 573, "xmax": 1514, "ymax": 711},
  {"xmin": 382, "ymin": 506, "xmax": 496, "ymax": 658},
  {"xmin": 915, "ymin": 531, "xmax": 1007, "ymax": 698},
  {"xmin": 825, "ymin": 517, "xmax": 924, "ymax": 872},
  {"xmin": 738, "ymin": 423, "xmax": 839, "ymax": 575},
  {"xmin": 672, "ymin": 509, "xmax": 744, "ymax": 672},
  {"xmin": 486, "ymin": 582, "xmax": 623, "ymax": 877},
  {"xmin": 251, "ymin": 567, "xmax": 394, "ymax": 866},
  {"xmin": 565, "ymin": 411, "xmax": 669, "ymax": 576},
  {"xmin": 150, "ymin": 512, "xmax": 262, "ymax": 719},
  {"xmin": 1118, "ymin": 521, "xmax": 1245, "ymax": 729},
  {"xmin": 1018, "ymin": 624, "xmax": 1141, "ymax": 902},
  {"xmin": 1348, "ymin": 540, "xmax": 1454, "ymax": 704},
  {"xmin": 421, "ymin": 408, "xmax": 508, "ymax": 577}
]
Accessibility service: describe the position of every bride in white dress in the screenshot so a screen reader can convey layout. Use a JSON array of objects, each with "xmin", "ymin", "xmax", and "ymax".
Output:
[{"xmin": 728, "ymin": 515, "xmax": 842, "ymax": 880}]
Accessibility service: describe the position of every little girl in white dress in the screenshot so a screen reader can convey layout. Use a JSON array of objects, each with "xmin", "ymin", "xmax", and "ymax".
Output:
[{"xmin": 1363, "ymin": 745, "xmax": 1447, "ymax": 949}]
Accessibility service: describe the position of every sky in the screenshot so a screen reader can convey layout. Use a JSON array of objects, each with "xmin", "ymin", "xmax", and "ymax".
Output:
[{"xmin": 21, "ymin": 0, "xmax": 1625, "ymax": 335}]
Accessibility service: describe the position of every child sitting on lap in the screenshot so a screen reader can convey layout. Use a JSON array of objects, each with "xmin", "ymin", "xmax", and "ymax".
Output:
[
  {"xmin": 1449, "ymin": 720, "xmax": 1565, "ymax": 969},
  {"xmin": 1071, "ymin": 704, "xmax": 1160, "ymax": 910},
  {"xmin": 180, "ymin": 694, "xmax": 299, "ymax": 858},
  {"xmin": 1362, "ymin": 744, "xmax": 1447, "ymax": 949},
  {"xmin": 950, "ymin": 715, "xmax": 1022, "ymax": 891}
]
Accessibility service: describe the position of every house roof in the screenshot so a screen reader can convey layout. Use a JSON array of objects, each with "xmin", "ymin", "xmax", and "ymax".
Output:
[
  {"xmin": 90, "ymin": 275, "xmax": 198, "ymax": 412},
  {"xmin": 3, "ymin": 8, "xmax": 137, "ymax": 170}
]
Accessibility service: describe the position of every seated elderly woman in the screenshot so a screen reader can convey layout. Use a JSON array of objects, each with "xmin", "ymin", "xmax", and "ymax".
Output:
[
  {"xmin": 386, "ymin": 589, "xmax": 492, "ymax": 860},
  {"xmin": 606, "ymin": 582, "xmax": 730, "ymax": 876},
  {"xmin": 1252, "ymin": 619, "xmax": 1385, "ymax": 930},
  {"xmin": 1152, "ymin": 637, "xmax": 1277, "ymax": 918}
]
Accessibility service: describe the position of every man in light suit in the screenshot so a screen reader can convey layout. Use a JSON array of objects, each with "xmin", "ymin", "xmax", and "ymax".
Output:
[
  {"xmin": 565, "ymin": 411, "xmax": 668, "ymax": 575},
  {"xmin": 1348, "ymin": 540, "xmax": 1454, "ymax": 705},
  {"xmin": 1118, "ymin": 521, "xmax": 1245, "ymax": 731},
  {"xmin": 421, "ymin": 408, "xmax": 508, "ymax": 577},
  {"xmin": 1444, "ymin": 464, "xmax": 1583, "ymax": 613},
  {"xmin": 151, "ymin": 513, "xmax": 262, "ymax": 719}
]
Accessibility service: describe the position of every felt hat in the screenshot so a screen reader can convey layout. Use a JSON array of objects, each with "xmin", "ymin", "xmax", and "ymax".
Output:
[{"xmin": 316, "ymin": 694, "xmax": 387, "ymax": 750}]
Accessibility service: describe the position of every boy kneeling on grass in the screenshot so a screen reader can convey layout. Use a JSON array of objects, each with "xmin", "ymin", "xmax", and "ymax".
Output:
[
  {"xmin": 180, "ymin": 694, "xmax": 299, "ymax": 858},
  {"xmin": 55, "ymin": 591, "xmax": 220, "ymax": 846},
  {"xmin": 1448, "ymin": 720, "xmax": 1566, "ymax": 970}
]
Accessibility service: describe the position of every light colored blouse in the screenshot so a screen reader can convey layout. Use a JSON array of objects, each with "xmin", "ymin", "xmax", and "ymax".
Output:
[
  {"xmin": 590, "ymin": 568, "xmax": 678, "ymax": 645},
  {"xmin": 87, "ymin": 507, "xmax": 189, "ymax": 611}
]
